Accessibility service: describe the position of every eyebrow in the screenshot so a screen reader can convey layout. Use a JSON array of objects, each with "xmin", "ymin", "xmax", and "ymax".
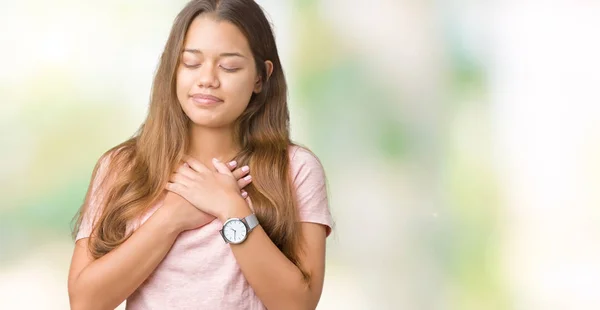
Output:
[{"xmin": 183, "ymin": 49, "xmax": 246, "ymax": 58}]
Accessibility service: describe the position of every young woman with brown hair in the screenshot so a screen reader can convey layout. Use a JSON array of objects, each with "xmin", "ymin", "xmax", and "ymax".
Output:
[{"xmin": 67, "ymin": 1, "xmax": 332, "ymax": 309}]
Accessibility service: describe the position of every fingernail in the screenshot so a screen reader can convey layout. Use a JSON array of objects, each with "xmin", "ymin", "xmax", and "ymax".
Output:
[
  {"xmin": 241, "ymin": 191, "xmax": 248, "ymax": 198},
  {"xmin": 213, "ymin": 158, "xmax": 220, "ymax": 163},
  {"xmin": 229, "ymin": 160, "xmax": 237, "ymax": 167},
  {"xmin": 183, "ymin": 163, "xmax": 189, "ymax": 167},
  {"xmin": 242, "ymin": 165, "xmax": 249, "ymax": 172},
  {"xmin": 244, "ymin": 175, "xmax": 252, "ymax": 181}
]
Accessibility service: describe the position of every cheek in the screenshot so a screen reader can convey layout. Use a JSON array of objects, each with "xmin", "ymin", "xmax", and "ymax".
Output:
[
  {"xmin": 221, "ymin": 75, "xmax": 254, "ymax": 100},
  {"xmin": 176, "ymin": 70, "xmax": 194, "ymax": 99},
  {"xmin": 222, "ymin": 74, "xmax": 256, "ymax": 106}
]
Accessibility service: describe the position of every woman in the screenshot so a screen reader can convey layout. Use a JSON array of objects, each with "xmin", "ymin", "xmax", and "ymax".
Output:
[{"xmin": 67, "ymin": 0, "xmax": 333, "ymax": 309}]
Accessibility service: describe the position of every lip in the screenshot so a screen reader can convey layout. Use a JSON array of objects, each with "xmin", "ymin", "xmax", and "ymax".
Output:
[{"xmin": 190, "ymin": 93, "xmax": 224, "ymax": 106}]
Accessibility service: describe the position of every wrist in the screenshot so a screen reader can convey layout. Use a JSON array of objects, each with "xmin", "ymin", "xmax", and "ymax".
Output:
[
  {"xmin": 219, "ymin": 196, "xmax": 252, "ymax": 222},
  {"xmin": 154, "ymin": 203, "xmax": 185, "ymax": 236}
]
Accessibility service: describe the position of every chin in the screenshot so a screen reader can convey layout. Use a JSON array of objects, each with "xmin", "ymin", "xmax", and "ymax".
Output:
[
  {"xmin": 181, "ymin": 102, "xmax": 244, "ymax": 128},
  {"xmin": 186, "ymin": 112, "xmax": 234, "ymax": 128},
  {"xmin": 188, "ymin": 116, "xmax": 225, "ymax": 128}
]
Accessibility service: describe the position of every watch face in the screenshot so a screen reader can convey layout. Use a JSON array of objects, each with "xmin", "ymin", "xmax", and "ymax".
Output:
[{"xmin": 223, "ymin": 219, "xmax": 248, "ymax": 244}]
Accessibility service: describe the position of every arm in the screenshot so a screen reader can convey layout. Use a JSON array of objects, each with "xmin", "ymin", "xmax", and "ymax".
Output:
[
  {"xmin": 69, "ymin": 158, "xmax": 250, "ymax": 309},
  {"xmin": 167, "ymin": 151, "xmax": 331, "ymax": 309},
  {"xmin": 222, "ymin": 203, "xmax": 328, "ymax": 310},
  {"xmin": 68, "ymin": 200, "xmax": 208, "ymax": 310},
  {"xmin": 220, "ymin": 149, "xmax": 331, "ymax": 310}
]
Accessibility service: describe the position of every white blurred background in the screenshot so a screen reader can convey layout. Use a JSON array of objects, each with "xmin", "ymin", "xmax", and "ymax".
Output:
[{"xmin": 1, "ymin": 0, "xmax": 599, "ymax": 309}]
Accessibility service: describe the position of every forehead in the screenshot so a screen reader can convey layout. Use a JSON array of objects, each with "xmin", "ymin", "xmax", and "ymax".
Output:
[{"xmin": 183, "ymin": 14, "xmax": 252, "ymax": 56}]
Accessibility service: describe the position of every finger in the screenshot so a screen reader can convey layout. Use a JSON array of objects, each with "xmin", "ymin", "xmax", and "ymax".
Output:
[
  {"xmin": 212, "ymin": 158, "xmax": 234, "ymax": 176},
  {"xmin": 176, "ymin": 163, "xmax": 199, "ymax": 180},
  {"xmin": 237, "ymin": 175, "xmax": 252, "ymax": 190},
  {"xmin": 227, "ymin": 160, "xmax": 237, "ymax": 171},
  {"xmin": 231, "ymin": 165, "xmax": 250, "ymax": 180},
  {"xmin": 241, "ymin": 190, "xmax": 248, "ymax": 199},
  {"xmin": 166, "ymin": 181, "xmax": 187, "ymax": 197},
  {"xmin": 170, "ymin": 172, "xmax": 194, "ymax": 188},
  {"xmin": 183, "ymin": 155, "xmax": 210, "ymax": 174}
]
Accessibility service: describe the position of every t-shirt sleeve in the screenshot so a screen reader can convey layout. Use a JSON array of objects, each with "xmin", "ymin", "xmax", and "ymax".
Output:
[
  {"xmin": 75, "ymin": 154, "xmax": 113, "ymax": 242},
  {"xmin": 290, "ymin": 146, "xmax": 333, "ymax": 237}
]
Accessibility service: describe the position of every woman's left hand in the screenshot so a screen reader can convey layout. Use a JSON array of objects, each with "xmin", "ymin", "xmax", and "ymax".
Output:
[{"xmin": 165, "ymin": 156, "xmax": 250, "ymax": 221}]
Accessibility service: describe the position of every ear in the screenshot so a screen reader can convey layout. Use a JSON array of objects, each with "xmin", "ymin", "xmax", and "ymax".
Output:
[{"xmin": 254, "ymin": 60, "xmax": 274, "ymax": 93}]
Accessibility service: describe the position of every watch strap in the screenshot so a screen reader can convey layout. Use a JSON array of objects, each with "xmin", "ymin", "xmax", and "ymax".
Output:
[{"xmin": 243, "ymin": 214, "xmax": 259, "ymax": 232}]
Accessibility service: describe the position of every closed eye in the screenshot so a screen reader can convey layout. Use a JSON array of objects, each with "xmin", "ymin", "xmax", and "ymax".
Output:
[
  {"xmin": 220, "ymin": 65, "xmax": 240, "ymax": 73},
  {"xmin": 183, "ymin": 63, "xmax": 200, "ymax": 69}
]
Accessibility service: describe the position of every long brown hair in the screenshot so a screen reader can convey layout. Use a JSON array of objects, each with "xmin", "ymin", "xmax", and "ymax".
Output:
[{"xmin": 72, "ymin": 0, "xmax": 308, "ymax": 280}]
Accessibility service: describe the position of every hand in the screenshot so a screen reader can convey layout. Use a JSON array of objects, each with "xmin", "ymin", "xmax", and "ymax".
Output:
[
  {"xmin": 227, "ymin": 160, "xmax": 253, "ymax": 198},
  {"xmin": 163, "ymin": 158, "xmax": 252, "ymax": 233},
  {"xmin": 161, "ymin": 191, "xmax": 215, "ymax": 233},
  {"xmin": 166, "ymin": 156, "xmax": 251, "ymax": 221}
]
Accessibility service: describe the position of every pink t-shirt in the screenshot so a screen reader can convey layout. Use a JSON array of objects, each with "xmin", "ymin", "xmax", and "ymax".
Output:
[{"xmin": 76, "ymin": 145, "xmax": 333, "ymax": 310}]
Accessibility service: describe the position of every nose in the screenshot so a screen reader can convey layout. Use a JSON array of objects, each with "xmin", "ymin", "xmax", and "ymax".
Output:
[{"xmin": 196, "ymin": 63, "xmax": 220, "ymax": 88}]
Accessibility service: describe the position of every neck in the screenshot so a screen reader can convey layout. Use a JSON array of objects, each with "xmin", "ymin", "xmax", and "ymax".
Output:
[{"xmin": 187, "ymin": 124, "xmax": 240, "ymax": 167}]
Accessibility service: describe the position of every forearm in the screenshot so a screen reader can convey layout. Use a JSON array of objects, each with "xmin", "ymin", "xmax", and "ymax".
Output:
[
  {"xmin": 224, "ymin": 204, "xmax": 316, "ymax": 310},
  {"xmin": 69, "ymin": 206, "xmax": 180, "ymax": 310}
]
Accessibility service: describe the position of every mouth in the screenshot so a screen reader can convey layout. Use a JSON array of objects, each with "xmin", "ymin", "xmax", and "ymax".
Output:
[{"xmin": 190, "ymin": 93, "xmax": 224, "ymax": 106}]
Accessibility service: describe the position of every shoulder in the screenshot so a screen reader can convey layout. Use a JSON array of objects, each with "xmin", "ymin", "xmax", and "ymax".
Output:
[
  {"xmin": 286, "ymin": 144, "xmax": 326, "ymax": 185},
  {"xmin": 95, "ymin": 140, "xmax": 137, "ymax": 174},
  {"xmin": 287, "ymin": 144, "xmax": 324, "ymax": 172}
]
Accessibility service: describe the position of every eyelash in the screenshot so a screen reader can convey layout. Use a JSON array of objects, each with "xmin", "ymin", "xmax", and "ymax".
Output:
[
  {"xmin": 183, "ymin": 63, "xmax": 200, "ymax": 69},
  {"xmin": 183, "ymin": 63, "xmax": 239, "ymax": 72},
  {"xmin": 221, "ymin": 67, "xmax": 239, "ymax": 73}
]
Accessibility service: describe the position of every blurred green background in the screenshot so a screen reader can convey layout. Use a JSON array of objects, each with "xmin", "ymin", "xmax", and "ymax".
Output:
[{"xmin": 1, "ymin": 1, "xmax": 599, "ymax": 309}]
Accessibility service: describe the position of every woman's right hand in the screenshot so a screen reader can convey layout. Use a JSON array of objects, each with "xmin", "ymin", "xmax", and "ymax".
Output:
[
  {"xmin": 163, "ymin": 160, "xmax": 252, "ymax": 233},
  {"xmin": 162, "ymin": 192, "xmax": 214, "ymax": 232}
]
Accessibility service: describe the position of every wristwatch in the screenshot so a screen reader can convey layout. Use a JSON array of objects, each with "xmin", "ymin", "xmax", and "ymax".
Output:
[{"xmin": 220, "ymin": 214, "xmax": 259, "ymax": 244}]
